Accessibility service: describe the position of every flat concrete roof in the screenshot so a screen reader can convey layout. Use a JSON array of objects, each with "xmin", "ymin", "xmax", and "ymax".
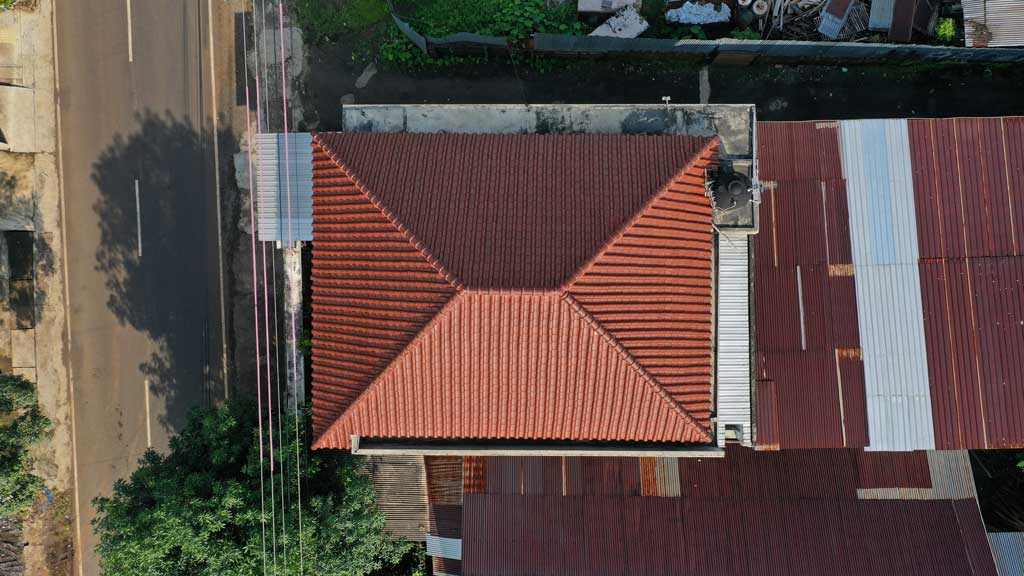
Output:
[{"xmin": 340, "ymin": 103, "xmax": 755, "ymax": 159}]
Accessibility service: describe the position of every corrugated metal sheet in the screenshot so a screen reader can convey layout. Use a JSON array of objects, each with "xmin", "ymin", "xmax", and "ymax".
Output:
[
  {"xmin": 868, "ymin": 0, "xmax": 895, "ymax": 30},
  {"xmin": 716, "ymin": 232, "xmax": 752, "ymax": 446},
  {"xmin": 317, "ymin": 292, "xmax": 711, "ymax": 448},
  {"xmin": 254, "ymin": 132, "xmax": 313, "ymax": 242},
  {"xmin": 962, "ymin": 0, "xmax": 1024, "ymax": 47},
  {"xmin": 753, "ymin": 121, "xmax": 868, "ymax": 450},
  {"xmin": 461, "ymin": 447, "xmax": 998, "ymax": 575},
  {"xmin": 989, "ymin": 533, "xmax": 1024, "ymax": 576},
  {"xmin": 366, "ymin": 455, "xmax": 428, "ymax": 541},
  {"xmin": 909, "ymin": 118, "xmax": 1024, "ymax": 450},
  {"xmin": 426, "ymin": 534, "xmax": 462, "ymax": 560},
  {"xmin": 839, "ymin": 119, "xmax": 935, "ymax": 452},
  {"xmin": 426, "ymin": 456, "xmax": 464, "ymax": 505},
  {"xmin": 433, "ymin": 557, "xmax": 464, "ymax": 576},
  {"xmin": 855, "ymin": 449, "xmax": 977, "ymax": 500}
]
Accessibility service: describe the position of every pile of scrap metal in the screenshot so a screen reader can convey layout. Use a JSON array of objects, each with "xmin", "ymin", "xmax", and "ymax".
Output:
[{"xmin": 579, "ymin": 0, "xmax": 650, "ymax": 37}]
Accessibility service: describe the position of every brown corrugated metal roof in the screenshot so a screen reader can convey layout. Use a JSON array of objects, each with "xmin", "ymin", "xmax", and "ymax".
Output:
[
  {"xmin": 754, "ymin": 122, "xmax": 868, "ymax": 449},
  {"xmin": 908, "ymin": 118, "xmax": 1024, "ymax": 449},
  {"xmin": 311, "ymin": 133, "xmax": 719, "ymax": 449},
  {"xmin": 457, "ymin": 448, "xmax": 996, "ymax": 576}
]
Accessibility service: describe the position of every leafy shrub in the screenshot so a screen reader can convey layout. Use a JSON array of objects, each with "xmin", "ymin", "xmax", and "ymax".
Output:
[
  {"xmin": 935, "ymin": 17, "xmax": 957, "ymax": 43},
  {"xmin": 0, "ymin": 375, "xmax": 51, "ymax": 518},
  {"xmin": 730, "ymin": 27, "xmax": 761, "ymax": 40},
  {"xmin": 93, "ymin": 400, "xmax": 415, "ymax": 575}
]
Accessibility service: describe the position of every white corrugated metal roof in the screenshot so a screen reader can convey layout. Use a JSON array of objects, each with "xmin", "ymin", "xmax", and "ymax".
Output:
[
  {"xmin": 839, "ymin": 119, "xmax": 935, "ymax": 452},
  {"xmin": 426, "ymin": 535, "xmax": 462, "ymax": 560},
  {"xmin": 254, "ymin": 132, "xmax": 313, "ymax": 242},
  {"xmin": 989, "ymin": 532, "xmax": 1024, "ymax": 576},
  {"xmin": 962, "ymin": 0, "xmax": 1024, "ymax": 47},
  {"xmin": 716, "ymin": 231, "xmax": 752, "ymax": 447}
]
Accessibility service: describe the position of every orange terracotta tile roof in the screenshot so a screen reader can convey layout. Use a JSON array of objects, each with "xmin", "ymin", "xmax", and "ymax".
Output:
[{"xmin": 310, "ymin": 132, "xmax": 720, "ymax": 449}]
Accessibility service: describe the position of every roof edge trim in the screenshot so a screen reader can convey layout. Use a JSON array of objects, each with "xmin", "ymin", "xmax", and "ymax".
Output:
[{"xmin": 350, "ymin": 435, "xmax": 725, "ymax": 457}]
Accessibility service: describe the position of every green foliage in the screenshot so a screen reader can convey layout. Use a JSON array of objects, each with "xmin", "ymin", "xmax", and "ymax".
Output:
[
  {"xmin": 935, "ymin": 17, "xmax": 957, "ymax": 43},
  {"xmin": 0, "ymin": 0, "xmax": 16, "ymax": 10},
  {"xmin": 292, "ymin": 0, "xmax": 390, "ymax": 45},
  {"xmin": 380, "ymin": 0, "xmax": 586, "ymax": 68},
  {"xmin": 0, "ymin": 374, "xmax": 51, "ymax": 518},
  {"xmin": 972, "ymin": 450, "xmax": 1024, "ymax": 532},
  {"xmin": 730, "ymin": 27, "xmax": 761, "ymax": 40},
  {"xmin": 93, "ymin": 400, "xmax": 414, "ymax": 576}
]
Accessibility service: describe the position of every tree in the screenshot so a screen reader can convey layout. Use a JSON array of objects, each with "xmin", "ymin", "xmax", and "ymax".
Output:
[
  {"xmin": 93, "ymin": 400, "xmax": 416, "ymax": 576},
  {"xmin": 0, "ymin": 374, "xmax": 51, "ymax": 518}
]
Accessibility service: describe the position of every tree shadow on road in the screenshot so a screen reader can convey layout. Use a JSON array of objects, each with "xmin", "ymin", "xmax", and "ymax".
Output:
[{"xmin": 91, "ymin": 111, "xmax": 237, "ymax": 433}]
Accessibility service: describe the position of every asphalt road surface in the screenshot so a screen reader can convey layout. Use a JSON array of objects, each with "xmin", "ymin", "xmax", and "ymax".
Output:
[{"xmin": 54, "ymin": 1, "xmax": 229, "ymax": 573}]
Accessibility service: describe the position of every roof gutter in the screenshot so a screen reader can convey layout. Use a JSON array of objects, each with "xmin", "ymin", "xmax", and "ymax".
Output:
[{"xmin": 350, "ymin": 435, "xmax": 725, "ymax": 458}]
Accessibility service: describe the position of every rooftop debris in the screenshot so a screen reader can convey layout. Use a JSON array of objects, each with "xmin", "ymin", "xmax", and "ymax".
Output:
[
  {"xmin": 589, "ymin": 5, "xmax": 650, "ymax": 37},
  {"xmin": 666, "ymin": 2, "xmax": 732, "ymax": 24}
]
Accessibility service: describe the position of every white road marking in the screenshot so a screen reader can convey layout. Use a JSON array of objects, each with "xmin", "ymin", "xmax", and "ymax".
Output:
[
  {"xmin": 126, "ymin": 0, "xmax": 134, "ymax": 63},
  {"xmin": 134, "ymin": 179, "xmax": 142, "ymax": 258},
  {"xmin": 207, "ymin": 0, "xmax": 229, "ymax": 396},
  {"xmin": 144, "ymin": 379, "xmax": 152, "ymax": 448}
]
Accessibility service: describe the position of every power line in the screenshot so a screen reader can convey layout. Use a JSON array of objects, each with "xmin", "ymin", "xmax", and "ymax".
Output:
[{"xmin": 241, "ymin": 12, "xmax": 269, "ymax": 576}]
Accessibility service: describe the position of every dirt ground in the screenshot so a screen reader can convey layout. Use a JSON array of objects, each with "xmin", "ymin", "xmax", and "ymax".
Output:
[{"xmin": 302, "ymin": 37, "xmax": 1024, "ymax": 129}]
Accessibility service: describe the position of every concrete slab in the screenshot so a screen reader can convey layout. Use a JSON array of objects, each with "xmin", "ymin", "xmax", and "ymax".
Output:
[
  {"xmin": 341, "ymin": 104, "xmax": 756, "ymax": 158},
  {"xmin": 10, "ymin": 327, "xmax": 34, "ymax": 368}
]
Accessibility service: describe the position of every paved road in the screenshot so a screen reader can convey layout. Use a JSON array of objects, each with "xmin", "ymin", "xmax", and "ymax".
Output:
[{"xmin": 54, "ymin": 1, "xmax": 229, "ymax": 573}]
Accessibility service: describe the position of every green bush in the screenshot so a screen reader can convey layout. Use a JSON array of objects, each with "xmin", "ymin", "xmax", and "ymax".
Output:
[
  {"xmin": 0, "ymin": 374, "xmax": 51, "ymax": 518},
  {"xmin": 379, "ymin": 0, "xmax": 586, "ymax": 68},
  {"xmin": 94, "ymin": 400, "xmax": 415, "ymax": 575},
  {"xmin": 935, "ymin": 17, "xmax": 957, "ymax": 43},
  {"xmin": 730, "ymin": 28, "xmax": 761, "ymax": 40}
]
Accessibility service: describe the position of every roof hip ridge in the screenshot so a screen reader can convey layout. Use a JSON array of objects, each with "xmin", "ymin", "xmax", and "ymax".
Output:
[
  {"xmin": 559, "ymin": 292, "xmax": 713, "ymax": 443},
  {"xmin": 561, "ymin": 136, "xmax": 721, "ymax": 291},
  {"xmin": 311, "ymin": 131, "xmax": 465, "ymax": 291},
  {"xmin": 311, "ymin": 290, "xmax": 469, "ymax": 449}
]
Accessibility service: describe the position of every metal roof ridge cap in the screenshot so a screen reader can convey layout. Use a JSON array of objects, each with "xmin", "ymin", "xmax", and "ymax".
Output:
[
  {"xmin": 312, "ymin": 132, "xmax": 465, "ymax": 291},
  {"xmin": 559, "ymin": 292, "xmax": 713, "ymax": 443},
  {"xmin": 311, "ymin": 291, "xmax": 468, "ymax": 448},
  {"xmin": 561, "ymin": 136, "xmax": 721, "ymax": 291}
]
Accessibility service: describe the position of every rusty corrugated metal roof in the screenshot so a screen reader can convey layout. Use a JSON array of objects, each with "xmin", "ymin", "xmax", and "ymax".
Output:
[
  {"xmin": 755, "ymin": 118, "xmax": 1024, "ymax": 451},
  {"xmin": 311, "ymin": 133, "xmax": 720, "ymax": 449},
  {"xmin": 456, "ymin": 448, "xmax": 996, "ymax": 576}
]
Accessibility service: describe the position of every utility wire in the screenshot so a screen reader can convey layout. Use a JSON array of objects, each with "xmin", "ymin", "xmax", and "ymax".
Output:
[{"xmin": 241, "ymin": 12, "xmax": 269, "ymax": 576}]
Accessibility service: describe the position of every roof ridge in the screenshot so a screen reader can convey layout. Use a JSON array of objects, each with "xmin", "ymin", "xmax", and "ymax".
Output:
[
  {"xmin": 312, "ymin": 291, "xmax": 469, "ymax": 449},
  {"xmin": 559, "ymin": 293, "xmax": 712, "ymax": 443},
  {"xmin": 561, "ymin": 136, "xmax": 721, "ymax": 291},
  {"xmin": 311, "ymin": 132, "xmax": 465, "ymax": 291}
]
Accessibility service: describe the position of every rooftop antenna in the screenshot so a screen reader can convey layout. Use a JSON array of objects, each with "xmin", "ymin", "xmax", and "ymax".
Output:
[{"xmin": 661, "ymin": 96, "xmax": 671, "ymax": 105}]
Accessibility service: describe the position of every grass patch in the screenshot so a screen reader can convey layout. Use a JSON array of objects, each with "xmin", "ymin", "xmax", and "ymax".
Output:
[{"xmin": 292, "ymin": 0, "xmax": 390, "ymax": 45}]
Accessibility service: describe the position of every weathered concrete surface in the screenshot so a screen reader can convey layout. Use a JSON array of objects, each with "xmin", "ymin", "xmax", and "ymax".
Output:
[
  {"xmin": 0, "ymin": 1, "xmax": 74, "ymax": 574},
  {"xmin": 340, "ymin": 103, "xmax": 755, "ymax": 158}
]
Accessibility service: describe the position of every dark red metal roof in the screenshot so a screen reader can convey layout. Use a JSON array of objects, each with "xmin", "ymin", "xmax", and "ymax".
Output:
[
  {"xmin": 457, "ymin": 448, "xmax": 995, "ymax": 576},
  {"xmin": 754, "ymin": 122, "xmax": 868, "ymax": 449},
  {"xmin": 909, "ymin": 118, "xmax": 1024, "ymax": 449},
  {"xmin": 756, "ymin": 118, "xmax": 1024, "ymax": 450},
  {"xmin": 310, "ymin": 133, "xmax": 719, "ymax": 448}
]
